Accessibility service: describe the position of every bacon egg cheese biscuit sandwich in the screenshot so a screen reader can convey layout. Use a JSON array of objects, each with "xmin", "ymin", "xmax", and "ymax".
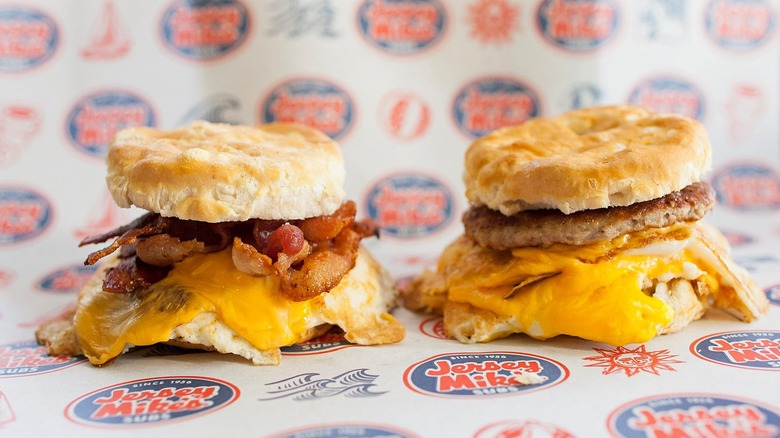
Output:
[
  {"xmin": 37, "ymin": 121, "xmax": 404, "ymax": 365},
  {"xmin": 403, "ymin": 105, "xmax": 767, "ymax": 346}
]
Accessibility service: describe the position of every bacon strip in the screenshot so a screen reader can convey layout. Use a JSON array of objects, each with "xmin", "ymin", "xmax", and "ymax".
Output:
[
  {"xmin": 80, "ymin": 202, "xmax": 379, "ymax": 299},
  {"xmin": 83, "ymin": 213, "xmax": 169, "ymax": 266}
]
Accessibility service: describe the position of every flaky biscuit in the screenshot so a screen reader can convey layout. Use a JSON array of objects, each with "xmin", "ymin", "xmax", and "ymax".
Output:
[
  {"xmin": 107, "ymin": 121, "xmax": 346, "ymax": 222},
  {"xmin": 465, "ymin": 105, "xmax": 712, "ymax": 215}
]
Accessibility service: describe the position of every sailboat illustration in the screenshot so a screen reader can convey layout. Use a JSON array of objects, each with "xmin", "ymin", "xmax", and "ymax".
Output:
[
  {"xmin": 81, "ymin": 0, "xmax": 131, "ymax": 60},
  {"xmin": 74, "ymin": 191, "xmax": 125, "ymax": 240},
  {"xmin": 0, "ymin": 392, "xmax": 16, "ymax": 427}
]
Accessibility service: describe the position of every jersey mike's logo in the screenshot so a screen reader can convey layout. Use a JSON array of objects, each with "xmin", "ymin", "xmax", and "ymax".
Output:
[
  {"xmin": 37, "ymin": 264, "xmax": 99, "ymax": 293},
  {"xmin": 260, "ymin": 78, "xmax": 354, "ymax": 140},
  {"xmin": 0, "ymin": 340, "xmax": 85, "ymax": 378},
  {"xmin": 281, "ymin": 328, "xmax": 352, "ymax": 356},
  {"xmin": 66, "ymin": 90, "xmax": 156, "ymax": 158},
  {"xmin": 608, "ymin": 393, "xmax": 780, "ymax": 437},
  {"xmin": 690, "ymin": 330, "xmax": 780, "ymax": 371},
  {"xmin": 419, "ymin": 316, "xmax": 447, "ymax": 339},
  {"xmin": 710, "ymin": 164, "xmax": 780, "ymax": 210},
  {"xmin": 629, "ymin": 77, "xmax": 705, "ymax": 121},
  {"xmin": 357, "ymin": 0, "xmax": 447, "ymax": 56},
  {"xmin": 536, "ymin": 0, "xmax": 620, "ymax": 52},
  {"xmin": 161, "ymin": 0, "xmax": 250, "ymax": 61},
  {"xmin": 0, "ymin": 187, "xmax": 52, "ymax": 245},
  {"xmin": 705, "ymin": 0, "xmax": 775, "ymax": 51},
  {"xmin": 269, "ymin": 423, "xmax": 420, "ymax": 438},
  {"xmin": 403, "ymin": 352, "xmax": 569, "ymax": 398},
  {"xmin": 453, "ymin": 77, "xmax": 542, "ymax": 139},
  {"xmin": 365, "ymin": 173, "xmax": 454, "ymax": 239},
  {"xmin": 66, "ymin": 376, "xmax": 239, "ymax": 427},
  {"xmin": 766, "ymin": 284, "xmax": 780, "ymax": 306},
  {"xmin": 0, "ymin": 6, "xmax": 59, "ymax": 72}
]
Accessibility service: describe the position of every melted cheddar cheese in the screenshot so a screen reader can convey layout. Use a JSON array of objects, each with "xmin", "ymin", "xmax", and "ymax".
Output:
[
  {"xmin": 75, "ymin": 250, "xmax": 321, "ymax": 365},
  {"xmin": 436, "ymin": 225, "xmax": 723, "ymax": 346}
]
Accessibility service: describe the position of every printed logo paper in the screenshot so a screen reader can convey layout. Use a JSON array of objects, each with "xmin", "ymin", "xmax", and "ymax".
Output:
[
  {"xmin": 0, "ymin": 340, "xmax": 84, "ymax": 377},
  {"xmin": 404, "ymin": 352, "xmax": 569, "ymax": 398},
  {"xmin": 357, "ymin": 0, "xmax": 447, "ymax": 55},
  {"xmin": 629, "ymin": 77, "xmax": 705, "ymax": 121},
  {"xmin": 608, "ymin": 393, "xmax": 780, "ymax": 437},
  {"xmin": 66, "ymin": 90, "xmax": 156, "ymax": 158},
  {"xmin": 365, "ymin": 172, "xmax": 454, "ymax": 238},
  {"xmin": 705, "ymin": 0, "xmax": 775, "ymax": 51},
  {"xmin": 260, "ymin": 77, "xmax": 354, "ymax": 140},
  {"xmin": 453, "ymin": 76, "xmax": 542, "ymax": 138},
  {"xmin": 37, "ymin": 264, "xmax": 99, "ymax": 293},
  {"xmin": 690, "ymin": 330, "xmax": 780, "ymax": 370},
  {"xmin": 65, "ymin": 376, "xmax": 239, "ymax": 427},
  {"xmin": 0, "ymin": 6, "xmax": 58, "ymax": 72},
  {"xmin": 161, "ymin": 0, "xmax": 251, "ymax": 61},
  {"xmin": 0, "ymin": 187, "xmax": 52, "ymax": 245},
  {"xmin": 536, "ymin": 0, "xmax": 620, "ymax": 52},
  {"xmin": 711, "ymin": 164, "xmax": 780, "ymax": 210}
]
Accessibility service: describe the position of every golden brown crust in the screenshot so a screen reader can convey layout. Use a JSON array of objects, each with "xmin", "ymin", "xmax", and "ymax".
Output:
[
  {"xmin": 464, "ymin": 105, "xmax": 712, "ymax": 214},
  {"xmin": 107, "ymin": 121, "xmax": 346, "ymax": 222}
]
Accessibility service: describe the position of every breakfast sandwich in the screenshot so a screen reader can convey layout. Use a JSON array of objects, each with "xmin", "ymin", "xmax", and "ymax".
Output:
[
  {"xmin": 36, "ymin": 121, "xmax": 405, "ymax": 365},
  {"xmin": 403, "ymin": 105, "xmax": 768, "ymax": 346}
]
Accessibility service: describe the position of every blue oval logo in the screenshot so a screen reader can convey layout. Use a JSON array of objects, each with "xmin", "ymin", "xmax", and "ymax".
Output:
[
  {"xmin": 536, "ymin": 0, "xmax": 620, "ymax": 52},
  {"xmin": 690, "ymin": 330, "xmax": 780, "ymax": 371},
  {"xmin": 161, "ymin": 0, "xmax": 251, "ymax": 61},
  {"xmin": 269, "ymin": 424, "xmax": 420, "ymax": 438},
  {"xmin": 608, "ymin": 393, "xmax": 780, "ymax": 437},
  {"xmin": 281, "ymin": 328, "xmax": 352, "ymax": 356},
  {"xmin": 403, "ymin": 352, "xmax": 569, "ymax": 398},
  {"xmin": 0, "ymin": 340, "xmax": 85, "ymax": 378},
  {"xmin": 66, "ymin": 376, "xmax": 239, "ymax": 427},
  {"xmin": 0, "ymin": 7, "xmax": 58, "ymax": 72},
  {"xmin": 766, "ymin": 284, "xmax": 780, "ymax": 306},
  {"xmin": 365, "ymin": 173, "xmax": 454, "ymax": 239},
  {"xmin": 629, "ymin": 77, "xmax": 705, "ymax": 121},
  {"xmin": 0, "ymin": 187, "xmax": 52, "ymax": 245},
  {"xmin": 37, "ymin": 264, "xmax": 99, "ymax": 293},
  {"xmin": 453, "ymin": 77, "xmax": 542, "ymax": 139},
  {"xmin": 711, "ymin": 164, "xmax": 780, "ymax": 210},
  {"xmin": 706, "ymin": 0, "xmax": 776, "ymax": 51},
  {"xmin": 260, "ymin": 78, "xmax": 354, "ymax": 140},
  {"xmin": 66, "ymin": 90, "xmax": 156, "ymax": 158},
  {"xmin": 357, "ymin": 0, "xmax": 447, "ymax": 56}
]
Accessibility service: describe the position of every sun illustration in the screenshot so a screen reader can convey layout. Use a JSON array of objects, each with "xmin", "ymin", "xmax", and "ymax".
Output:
[
  {"xmin": 468, "ymin": 0, "xmax": 520, "ymax": 44},
  {"xmin": 583, "ymin": 345, "xmax": 683, "ymax": 377}
]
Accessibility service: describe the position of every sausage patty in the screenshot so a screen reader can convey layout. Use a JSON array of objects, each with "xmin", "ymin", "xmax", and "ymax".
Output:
[{"xmin": 463, "ymin": 182, "xmax": 716, "ymax": 249}]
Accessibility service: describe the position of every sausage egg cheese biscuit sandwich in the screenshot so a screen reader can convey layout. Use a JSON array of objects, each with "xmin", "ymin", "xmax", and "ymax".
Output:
[
  {"xmin": 404, "ymin": 105, "xmax": 767, "ymax": 346},
  {"xmin": 37, "ymin": 121, "xmax": 405, "ymax": 365}
]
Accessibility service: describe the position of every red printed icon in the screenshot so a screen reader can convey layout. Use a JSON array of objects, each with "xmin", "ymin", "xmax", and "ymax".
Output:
[
  {"xmin": 74, "ymin": 190, "xmax": 129, "ymax": 241},
  {"xmin": 583, "ymin": 344, "xmax": 683, "ymax": 377},
  {"xmin": 467, "ymin": 0, "xmax": 521, "ymax": 45},
  {"xmin": 0, "ymin": 391, "xmax": 15, "ymax": 426},
  {"xmin": 379, "ymin": 91, "xmax": 431, "ymax": 141},
  {"xmin": 725, "ymin": 84, "xmax": 766, "ymax": 144},
  {"xmin": 82, "ymin": 0, "xmax": 131, "ymax": 60},
  {"xmin": 474, "ymin": 419, "xmax": 575, "ymax": 438},
  {"xmin": 0, "ymin": 105, "xmax": 40, "ymax": 167}
]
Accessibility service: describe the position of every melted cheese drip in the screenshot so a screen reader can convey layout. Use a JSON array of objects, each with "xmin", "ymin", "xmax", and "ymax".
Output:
[
  {"xmin": 439, "ymin": 225, "xmax": 722, "ymax": 346},
  {"xmin": 75, "ymin": 250, "xmax": 319, "ymax": 365}
]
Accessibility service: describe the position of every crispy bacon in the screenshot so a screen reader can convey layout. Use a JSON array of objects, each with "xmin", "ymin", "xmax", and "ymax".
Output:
[
  {"xmin": 83, "ymin": 213, "xmax": 168, "ymax": 266},
  {"xmin": 103, "ymin": 257, "xmax": 170, "ymax": 294},
  {"xmin": 279, "ymin": 219, "xmax": 378, "ymax": 302},
  {"xmin": 135, "ymin": 234, "xmax": 205, "ymax": 267},
  {"xmin": 296, "ymin": 201, "xmax": 355, "ymax": 242},
  {"xmin": 81, "ymin": 202, "xmax": 378, "ymax": 298}
]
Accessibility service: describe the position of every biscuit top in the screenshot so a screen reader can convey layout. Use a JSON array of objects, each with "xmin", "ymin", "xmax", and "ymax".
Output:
[
  {"xmin": 107, "ymin": 121, "xmax": 346, "ymax": 222},
  {"xmin": 464, "ymin": 105, "xmax": 712, "ymax": 215}
]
